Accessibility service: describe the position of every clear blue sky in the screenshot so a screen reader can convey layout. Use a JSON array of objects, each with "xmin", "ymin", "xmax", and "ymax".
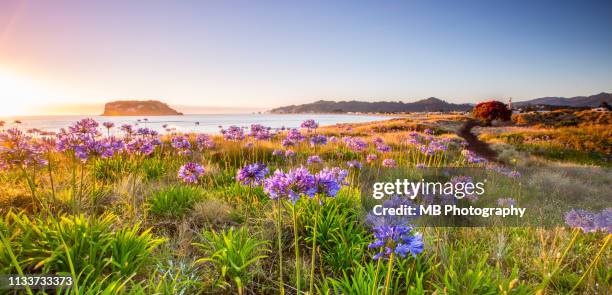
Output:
[{"xmin": 0, "ymin": 0, "xmax": 611, "ymax": 114}]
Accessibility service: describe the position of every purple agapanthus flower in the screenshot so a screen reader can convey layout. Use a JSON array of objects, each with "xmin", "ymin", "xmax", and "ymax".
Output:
[
  {"xmin": 309, "ymin": 135, "xmax": 327, "ymax": 146},
  {"xmin": 366, "ymin": 154, "xmax": 378, "ymax": 163},
  {"xmin": 307, "ymin": 155, "xmax": 322, "ymax": 165},
  {"xmin": 102, "ymin": 122, "xmax": 114, "ymax": 129},
  {"xmin": 281, "ymin": 138, "xmax": 295, "ymax": 147},
  {"xmin": 221, "ymin": 126, "xmax": 245, "ymax": 141},
  {"xmin": 286, "ymin": 129, "xmax": 305, "ymax": 143},
  {"xmin": 196, "ymin": 134, "xmax": 215, "ymax": 149},
  {"xmin": 178, "ymin": 162, "xmax": 205, "ymax": 184},
  {"xmin": 314, "ymin": 168, "xmax": 343, "ymax": 197},
  {"xmin": 272, "ymin": 149, "xmax": 283, "ymax": 156},
  {"xmin": 237, "ymin": 163, "xmax": 269, "ymax": 187},
  {"xmin": 263, "ymin": 167, "xmax": 316, "ymax": 202},
  {"xmin": 346, "ymin": 137, "xmax": 367, "ymax": 152},
  {"xmin": 120, "ymin": 124, "xmax": 134, "ymax": 137},
  {"xmin": 368, "ymin": 225, "xmax": 424, "ymax": 259},
  {"xmin": 0, "ymin": 128, "xmax": 47, "ymax": 169},
  {"xmin": 382, "ymin": 158, "xmax": 397, "ymax": 167},
  {"xmin": 249, "ymin": 124, "xmax": 271, "ymax": 140},
  {"xmin": 594, "ymin": 208, "xmax": 611, "ymax": 234},
  {"xmin": 286, "ymin": 166, "xmax": 317, "ymax": 201},
  {"xmin": 171, "ymin": 135, "xmax": 192, "ymax": 155},
  {"xmin": 376, "ymin": 144, "xmax": 391, "ymax": 153},
  {"xmin": 300, "ymin": 119, "xmax": 318, "ymax": 130},
  {"xmin": 125, "ymin": 137, "xmax": 158, "ymax": 156},
  {"xmin": 565, "ymin": 209, "xmax": 597, "ymax": 232},
  {"xmin": 346, "ymin": 160, "xmax": 362, "ymax": 169},
  {"xmin": 285, "ymin": 149, "xmax": 296, "ymax": 157}
]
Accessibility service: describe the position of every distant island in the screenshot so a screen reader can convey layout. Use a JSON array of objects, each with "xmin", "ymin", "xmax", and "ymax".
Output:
[
  {"xmin": 269, "ymin": 97, "xmax": 472, "ymax": 114},
  {"xmin": 102, "ymin": 100, "xmax": 182, "ymax": 116},
  {"xmin": 268, "ymin": 92, "xmax": 612, "ymax": 114}
]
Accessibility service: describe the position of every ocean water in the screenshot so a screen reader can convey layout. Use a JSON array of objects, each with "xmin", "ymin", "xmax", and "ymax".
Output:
[{"xmin": 0, "ymin": 114, "xmax": 393, "ymax": 134}]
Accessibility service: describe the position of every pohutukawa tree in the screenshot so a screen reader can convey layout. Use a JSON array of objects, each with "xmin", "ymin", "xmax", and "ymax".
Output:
[{"xmin": 472, "ymin": 100, "xmax": 512, "ymax": 125}]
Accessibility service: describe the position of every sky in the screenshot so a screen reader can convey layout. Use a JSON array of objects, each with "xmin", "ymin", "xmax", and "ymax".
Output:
[{"xmin": 0, "ymin": 0, "xmax": 611, "ymax": 115}]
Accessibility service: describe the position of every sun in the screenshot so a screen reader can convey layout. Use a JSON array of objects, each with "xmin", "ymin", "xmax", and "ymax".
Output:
[{"xmin": 0, "ymin": 69, "xmax": 44, "ymax": 117}]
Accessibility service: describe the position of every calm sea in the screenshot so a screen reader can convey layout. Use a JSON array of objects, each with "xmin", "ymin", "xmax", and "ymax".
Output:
[{"xmin": 0, "ymin": 114, "xmax": 392, "ymax": 134}]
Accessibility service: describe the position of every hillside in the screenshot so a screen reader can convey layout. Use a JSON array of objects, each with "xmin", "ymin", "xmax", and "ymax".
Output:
[
  {"xmin": 268, "ymin": 97, "xmax": 473, "ymax": 114},
  {"xmin": 514, "ymin": 92, "xmax": 611, "ymax": 107},
  {"xmin": 102, "ymin": 100, "xmax": 182, "ymax": 116}
]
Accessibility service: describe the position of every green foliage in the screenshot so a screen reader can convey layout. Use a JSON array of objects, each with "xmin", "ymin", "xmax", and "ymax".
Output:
[
  {"xmin": 194, "ymin": 227, "xmax": 270, "ymax": 291},
  {"xmin": 147, "ymin": 185, "xmax": 204, "ymax": 218},
  {"xmin": 1, "ymin": 212, "xmax": 164, "ymax": 288},
  {"xmin": 300, "ymin": 190, "xmax": 370, "ymax": 274}
]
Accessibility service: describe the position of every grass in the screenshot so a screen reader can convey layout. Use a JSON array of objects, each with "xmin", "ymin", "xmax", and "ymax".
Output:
[{"xmin": 0, "ymin": 114, "xmax": 610, "ymax": 294}]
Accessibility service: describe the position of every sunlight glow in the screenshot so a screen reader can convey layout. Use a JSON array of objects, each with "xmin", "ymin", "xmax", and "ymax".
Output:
[{"xmin": 0, "ymin": 69, "xmax": 46, "ymax": 116}]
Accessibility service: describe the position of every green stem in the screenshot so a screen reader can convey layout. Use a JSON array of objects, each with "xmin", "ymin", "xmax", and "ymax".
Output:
[
  {"xmin": 383, "ymin": 252, "xmax": 395, "ymax": 295},
  {"xmin": 371, "ymin": 255, "xmax": 383, "ymax": 295},
  {"xmin": 309, "ymin": 199, "xmax": 319, "ymax": 294},
  {"xmin": 293, "ymin": 203, "xmax": 301, "ymax": 294},
  {"xmin": 571, "ymin": 234, "xmax": 611, "ymax": 292},
  {"xmin": 277, "ymin": 198, "xmax": 285, "ymax": 295}
]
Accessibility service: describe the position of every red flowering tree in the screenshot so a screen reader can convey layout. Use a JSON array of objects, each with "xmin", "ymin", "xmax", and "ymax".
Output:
[{"xmin": 472, "ymin": 101, "xmax": 511, "ymax": 125}]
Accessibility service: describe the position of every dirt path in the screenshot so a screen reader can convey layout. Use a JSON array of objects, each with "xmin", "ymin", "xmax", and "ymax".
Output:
[{"xmin": 458, "ymin": 119, "xmax": 498, "ymax": 161}]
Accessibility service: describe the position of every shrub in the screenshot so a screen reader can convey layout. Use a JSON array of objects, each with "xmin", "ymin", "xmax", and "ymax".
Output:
[
  {"xmin": 473, "ymin": 101, "xmax": 511, "ymax": 125},
  {"xmin": 0, "ymin": 212, "xmax": 164, "ymax": 288},
  {"xmin": 148, "ymin": 185, "xmax": 204, "ymax": 218},
  {"xmin": 194, "ymin": 227, "xmax": 269, "ymax": 292}
]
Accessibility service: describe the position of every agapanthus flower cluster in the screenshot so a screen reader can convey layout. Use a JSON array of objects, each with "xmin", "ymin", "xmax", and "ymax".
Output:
[
  {"xmin": 56, "ymin": 119, "xmax": 102, "ymax": 161},
  {"xmin": 120, "ymin": 124, "xmax": 134, "ymax": 137},
  {"xmin": 136, "ymin": 128, "xmax": 158, "ymax": 137},
  {"xmin": 565, "ymin": 208, "xmax": 611, "ymax": 233},
  {"xmin": 237, "ymin": 163, "xmax": 269, "ymax": 187},
  {"xmin": 382, "ymin": 158, "xmax": 397, "ymax": 167},
  {"xmin": 89, "ymin": 136, "xmax": 124, "ymax": 158},
  {"xmin": 461, "ymin": 149, "xmax": 487, "ymax": 164},
  {"xmin": 345, "ymin": 137, "xmax": 367, "ymax": 152},
  {"xmin": 196, "ymin": 134, "xmax": 215, "ymax": 150},
  {"xmin": 376, "ymin": 143, "xmax": 391, "ymax": 153},
  {"xmin": 286, "ymin": 129, "xmax": 305, "ymax": 143},
  {"xmin": 177, "ymin": 162, "xmax": 205, "ymax": 184},
  {"xmin": 102, "ymin": 121, "xmax": 114, "ymax": 128},
  {"xmin": 309, "ymin": 135, "xmax": 327, "ymax": 146},
  {"xmin": 221, "ymin": 126, "xmax": 245, "ymax": 141},
  {"xmin": 171, "ymin": 135, "xmax": 192, "ymax": 155},
  {"xmin": 0, "ymin": 128, "xmax": 47, "ymax": 169},
  {"xmin": 368, "ymin": 225, "xmax": 424, "ymax": 259},
  {"xmin": 263, "ymin": 167, "xmax": 317, "ymax": 203},
  {"xmin": 249, "ymin": 124, "xmax": 272, "ymax": 140},
  {"xmin": 314, "ymin": 167, "xmax": 347, "ymax": 197},
  {"xmin": 285, "ymin": 150, "xmax": 296, "ymax": 157},
  {"xmin": 366, "ymin": 154, "xmax": 378, "ymax": 163},
  {"xmin": 307, "ymin": 155, "xmax": 322, "ymax": 165},
  {"xmin": 272, "ymin": 149, "xmax": 283, "ymax": 156},
  {"xmin": 125, "ymin": 137, "xmax": 159, "ymax": 156},
  {"xmin": 300, "ymin": 119, "xmax": 318, "ymax": 130},
  {"xmin": 346, "ymin": 160, "xmax": 362, "ymax": 169}
]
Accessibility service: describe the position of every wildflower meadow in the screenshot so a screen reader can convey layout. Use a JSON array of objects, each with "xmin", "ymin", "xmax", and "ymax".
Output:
[{"xmin": 0, "ymin": 116, "xmax": 609, "ymax": 294}]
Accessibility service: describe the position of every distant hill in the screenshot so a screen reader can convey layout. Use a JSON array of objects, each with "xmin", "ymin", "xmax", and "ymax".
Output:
[
  {"xmin": 514, "ymin": 92, "xmax": 612, "ymax": 108},
  {"xmin": 268, "ymin": 97, "xmax": 473, "ymax": 114},
  {"xmin": 102, "ymin": 100, "xmax": 182, "ymax": 116}
]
